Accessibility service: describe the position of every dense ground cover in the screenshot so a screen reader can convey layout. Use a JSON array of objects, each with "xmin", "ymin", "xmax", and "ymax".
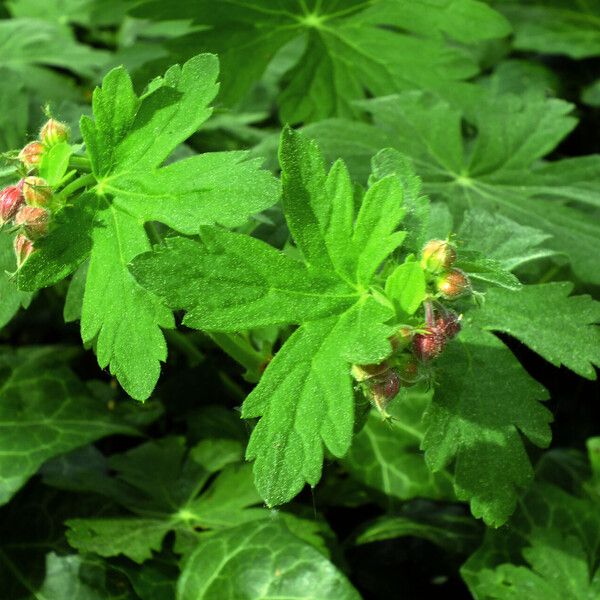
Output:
[{"xmin": 0, "ymin": 1, "xmax": 599, "ymax": 598}]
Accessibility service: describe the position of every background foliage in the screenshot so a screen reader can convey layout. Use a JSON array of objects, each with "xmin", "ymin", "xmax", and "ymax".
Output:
[{"xmin": 0, "ymin": 1, "xmax": 598, "ymax": 598}]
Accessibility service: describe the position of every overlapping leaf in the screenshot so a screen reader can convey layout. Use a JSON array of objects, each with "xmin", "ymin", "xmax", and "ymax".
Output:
[
  {"xmin": 16, "ymin": 54, "xmax": 280, "ymax": 400},
  {"xmin": 133, "ymin": 0, "xmax": 510, "ymax": 123},
  {"xmin": 131, "ymin": 127, "xmax": 415, "ymax": 506},
  {"xmin": 307, "ymin": 89, "xmax": 600, "ymax": 284},
  {"xmin": 0, "ymin": 346, "xmax": 136, "ymax": 505},
  {"xmin": 423, "ymin": 322, "xmax": 553, "ymax": 526}
]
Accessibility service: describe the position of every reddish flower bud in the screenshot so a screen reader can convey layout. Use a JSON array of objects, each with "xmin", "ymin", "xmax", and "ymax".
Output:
[
  {"xmin": 22, "ymin": 176, "xmax": 52, "ymax": 207},
  {"xmin": 436, "ymin": 268, "xmax": 471, "ymax": 300},
  {"xmin": 14, "ymin": 206, "xmax": 49, "ymax": 239},
  {"xmin": 420, "ymin": 239, "xmax": 456, "ymax": 274},
  {"xmin": 0, "ymin": 184, "xmax": 24, "ymax": 224},
  {"xmin": 413, "ymin": 327, "xmax": 446, "ymax": 362},
  {"xmin": 13, "ymin": 234, "xmax": 34, "ymax": 268},
  {"xmin": 370, "ymin": 369, "xmax": 401, "ymax": 414},
  {"xmin": 39, "ymin": 118, "xmax": 70, "ymax": 146},
  {"xmin": 434, "ymin": 310, "xmax": 462, "ymax": 339},
  {"xmin": 18, "ymin": 141, "xmax": 44, "ymax": 170}
]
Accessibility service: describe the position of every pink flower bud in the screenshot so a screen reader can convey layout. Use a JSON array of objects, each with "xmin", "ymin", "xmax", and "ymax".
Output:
[
  {"xmin": 370, "ymin": 369, "xmax": 401, "ymax": 414},
  {"xmin": 13, "ymin": 234, "xmax": 34, "ymax": 268},
  {"xmin": 40, "ymin": 119, "xmax": 70, "ymax": 146},
  {"xmin": 420, "ymin": 239, "xmax": 457, "ymax": 274},
  {"xmin": 14, "ymin": 206, "xmax": 49, "ymax": 239},
  {"xmin": 434, "ymin": 310, "xmax": 462, "ymax": 339},
  {"xmin": 18, "ymin": 142, "xmax": 44, "ymax": 170},
  {"xmin": 351, "ymin": 361, "xmax": 389, "ymax": 382},
  {"xmin": 0, "ymin": 184, "xmax": 24, "ymax": 224},
  {"xmin": 22, "ymin": 176, "xmax": 51, "ymax": 207},
  {"xmin": 436, "ymin": 268, "xmax": 471, "ymax": 300}
]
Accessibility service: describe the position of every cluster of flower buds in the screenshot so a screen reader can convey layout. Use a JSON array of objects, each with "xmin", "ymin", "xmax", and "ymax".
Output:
[
  {"xmin": 1, "ymin": 118, "xmax": 66, "ymax": 268},
  {"xmin": 412, "ymin": 303, "xmax": 462, "ymax": 362},
  {"xmin": 17, "ymin": 118, "xmax": 70, "ymax": 172},
  {"xmin": 0, "ymin": 177, "xmax": 51, "ymax": 267},
  {"xmin": 420, "ymin": 239, "xmax": 472, "ymax": 300}
]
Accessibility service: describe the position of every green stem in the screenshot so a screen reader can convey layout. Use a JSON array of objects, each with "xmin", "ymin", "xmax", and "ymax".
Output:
[
  {"xmin": 164, "ymin": 329, "xmax": 205, "ymax": 367},
  {"xmin": 209, "ymin": 332, "xmax": 268, "ymax": 382},
  {"xmin": 145, "ymin": 221, "xmax": 162, "ymax": 245},
  {"xmin": 60, "ymin": 173, "xmax": 96, "ymax": 199},
  {"xmin": 69, "ymin": 155, "xmax": 92, "ymax": 172}
]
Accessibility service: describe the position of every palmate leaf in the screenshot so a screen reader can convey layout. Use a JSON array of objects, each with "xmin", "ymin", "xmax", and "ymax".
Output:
[
  {"xmin": 0, "ymin": 346, "xmax": 137, "ymax": 505},
  {"xmin": 462, "ymin": 450, "xmax": 600, "ymax": 599},
  {"xmin": 423, "ymin": 322, "xmax": 552, "ymax": 526},
  {"xmin": 472, "ymin": 283, "xmax": 600, "ymax": 380},
  {"xmin": 494, "ymin": 0, "xmax": 600, "ymax": 59},
  {"xmin": 307, "ymin": 89, "xmax": 600, "ymax": 284},
  {"xmin": 177, "ymin": 520, "xmax": 360, "ymax": 600},
  {"xmin": 133, "ymin": 0, "xmax": 510, "ymax": 123},
  {"xmin": 132, "ymin": 127, "xmax": 413, "ymax": 506},
  {"xmin": 16, "ymin": 54, "xmax": 280, "ymax": 400}
]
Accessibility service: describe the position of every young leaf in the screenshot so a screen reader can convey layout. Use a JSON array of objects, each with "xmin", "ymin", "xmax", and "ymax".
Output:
[
  {"xmin": 133, "ymin": 0, "xmax": 510, "ymax": 123},
  {"xmin": 385, "ymin": 260, "xmax": 427, "ymax": 316},
  {"xmin": 471, "ymin": 283, "xmax": 600, "ymax": 379},
  {"xmin": 0, "ymin": 346, "xmax": 136, "ymax": 505},
  {"xmin": 422, "ymin": 322, "xmax": 552, "ymax": 526},
  {"xmin": 132, "ymin": 128, "xmax": 409, "ymax": 506},
  {"xmin": 177, "ymin": 519, "xmax": 360, "ymax": 600},
  {"xmin": 308, "ymin": 90, "xmax": 600, "ymax": 284},
  {"xmin": 16, "ymin": 54, "xmax": 280, "ymax": 400}
]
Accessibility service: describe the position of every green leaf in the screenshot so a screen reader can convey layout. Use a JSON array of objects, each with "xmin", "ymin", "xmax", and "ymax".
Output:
[
  {"xmin": 177, "ymin": 519, "xmax": 360, "ymax": 600},
  {"xmin": 65, "ymin": 437, "xmax": 269, "ymax": 563},
  {"xmin": 462, "ymin": 456, "xmax": 600, "ymax": 599},
  {"xmin": 355, "ymin": 507, "xmax": 481, "ymax": 554},
  {"xmin": 457, "ymin": 251, "xmax": 522, "ymax": 291},
  {"xmin": 458, "ymin": 207, "xmax": 558, "ymax": 271},
  {"xmin": 38, "ymin": 142, "xmax": 73, "ymax": 187},
  {"xmin": 132, "ymin": 128, "xmax": 410, "ymax": 506},
  {"xmin": 18, "ymin": 54, "xmax": 279, "ymax": 400},
  {"xmin": 134, "ymin": 0, "xmax": 509, "ymax": 123},
  {"xmin": 0, "ymin": 346, "xmax": 136, "ymax": 505},
  {"xmin": 0, "ymin": 231, "xmax": 31, "ymax": 329},
  {"xmin": 0, "ymin": 18, "xmax": 108, "ymax": 99},
  {"xmin": 385, "ymin": 260, "xmax": 427, "ymax": 316},
  {"xmin": 422, "ymin": 322, "xmax": 552, "ymax": 526},
  {"xmin": 343, "ymin": 392, "xmax": 454, "ymax": 504},
  {"xmin": 308, "ymin": 90, "xmax": 600, "ymax": 284},
  {"xmin": 471, "ymin": 283, "xmax": 600, "ymax": 380},
  {"xmin": 495, "ymin": 0, "xmax": 600, "ymax": 59}
]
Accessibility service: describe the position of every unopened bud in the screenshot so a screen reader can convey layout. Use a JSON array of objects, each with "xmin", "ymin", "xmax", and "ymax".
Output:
[
  {"xmin": 420, "ymin": 239, "xmax": 456, "ymax": 274},
  {"xmin": 14, "ymin": 206, "xmax": 49, "ymax": 239},
  {"xmin": 351, "ymin": 361, "xmax": 389, "ymax": 382},
  {"xmin": 389, "ymin": 326, "xmax": 413, "ymax": 352},
  {"xmin": 396, "ymin": 355, "xmax": 421, "ymax": 385},
  {"xmin": 18, "ymin": 141, "xmax": 44, "ymax": 170},
  {"xmin": 434, "ymin": 310, "xmax": 462, "ymax": 339},
  {"xmin": 436, "ymin": 268, "xmax": 471, "ymax": 300},
  {"xmin": 370, "ymin": 369, "xmax": 401, "ymax": 415},
  {"xmin": 22, "ymin": 176, "xmax": 51, "ymax": 207},
  {"xmin": 40, "ymin": 118, "xmax": 70, "ymax": 146},
  {"xmin": 0, "ymin": 184, "xmax": 24, "ymax": 224},
  {"xmin": 14, "ymin": 234, "xmax": 34, "ymax": 268},
  {"xmin": 413, "ymin": 327, "xmax": 446, "ymax": 362}
]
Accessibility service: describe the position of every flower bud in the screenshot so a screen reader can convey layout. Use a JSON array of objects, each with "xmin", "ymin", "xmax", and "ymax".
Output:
[
  {"xmin": 18, "ymin": 141, "xmax": 44, "ymax": 170},
  {"xmin": 39, "ymin": 118, "xmax": 70, "ymax": 146},
  {"xmin": 14, "ymin": 206, "xmax": 49, "ymax": 239},
  {"xmin": 434, "ymin": 310, "xmax": 462, "ymax": 339},
  {"xmin": 397, "ymin": 355, "xmax": 421, "ymax": 385},
  {"xmin": 436, "ymin": 268, "xmax": 471, "ymax": 300},
  {"xmin": 14, "ymin": 234, "xmax": 34, "ymax": 268},
  {"xmin": 0, "ymin": 184, "xmax": 24, "ymax": 224},
  {"xmin": 389, "ymin": 326, "xmax": 413, "ymax": 352},
  {"xmin": 22, "ymin": 176, "xmax": 51, "ymax": 207},
  {"xmin": 420, "ymin": 239, "xmax": 456, "ymax": 274},
  {"xmin": 370, "ymin": 369, "xmax": 401, "ymax": 415},
  {"xmin": 413, "ymin": 327, "xmax": 446, "ymax": 362},
  {"xmin": 351, "ymin": 361, "xmax": 389, "ymax": 382}
]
